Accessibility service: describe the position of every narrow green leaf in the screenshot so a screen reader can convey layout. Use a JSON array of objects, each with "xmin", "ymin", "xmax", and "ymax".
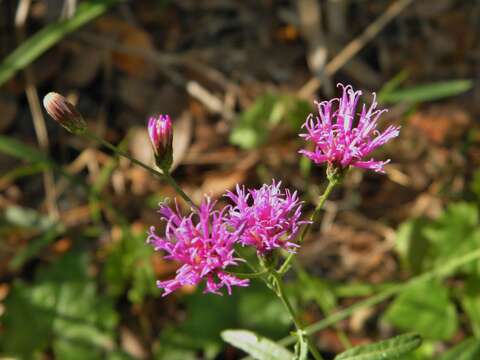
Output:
[
  {"xmin": 377, "ymin": 70, "xmax": 409, "ymax": 100},
  {"xmin": 0, "ymin": 135, "xmax": 50, "ymax": 163},
  {"xmin": 380, "ymin": 80, "xmax": 472, "ymax": 104},
  {"xmin": 0, "ymin": 0, "xmax": 121, "ymax": 87},
  {"xmin": 222, "ymin": 329, "xmax": 293, "ymax": 360},
  {"xmin": 335, "ymin": 333, "xmax": 422, "ymax": 360},
  {"xmin": 438, "ymin": 338, "xmax": 480, "ymax": 360}
]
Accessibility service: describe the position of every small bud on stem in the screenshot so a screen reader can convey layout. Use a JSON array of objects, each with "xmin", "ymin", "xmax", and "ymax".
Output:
[
  {"xmin": 43, "ymin": 92, "xmax": 86, "ymax": 134},
  {"xmin": 148, "ymin": 114, "xmax": 173, "ymax": 171}
]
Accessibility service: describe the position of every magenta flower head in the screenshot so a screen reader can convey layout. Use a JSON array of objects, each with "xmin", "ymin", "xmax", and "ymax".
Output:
[
  {"xmin": 147, "ymin": 197, "xmax": 248, "ymax": 296},
  {"xmin": 300, "ymin": 84, "xmax": 400, "ymax": 174},
  {"xmin": 43, "ymin": 92, "xmax": 86, "ymax": 134},
  {"xmin": 148, "ymin": 114, "xmax": 173, "ymax": 170},
  {"xmin": 225, "ymin": 181, "xmax": 307, "ymax": 255}
]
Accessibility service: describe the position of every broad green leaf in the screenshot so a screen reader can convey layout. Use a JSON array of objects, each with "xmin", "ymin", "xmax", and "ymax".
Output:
[
  {"xmin": 229, "ymin": 94, "xmax": 312, "ymax": 149},
  {"xmin": 383, "ymin": 280, "xmax": 457, "ymax": 340},
  {"xmin": 395, "ymin": 218, "xmax": 432, "ymax": 274},
  {"xmin": 380, "ymin": 80, "xmax": 472, "ymax": 104},
  {"xmin": 103, "ymin": 226, "xmax": 159, "ymax": 303},
  {"xmin": 438, "ymin": 338, "xmax": 480, "ymax": 360},
  {"xmin": 0, "ymin": 0, "xmax": 121, "ymax": 87},
  {"xmin": 296, "ymin": 265, "xmax": 337, "ymax": 313},
  {"xmin": 1, "ymin": 251, "xmax": 118, "ymax": 359},
  {"xmin": 395, "ymin": 203, "xmax": 480, "ymax": 276},
  {"xmin": 230, "ymin": 94, "xmax": 277, "ymax": 149},
  {"xmin": 221, "ymin": 329, "xmax": 293, "ymax": 360},
  {"xmin": 424, "ymin": 202, "xmax": 480, "ymax": 274},
  {"xmin": 238, "ymin": 284, "xmax": 290, "ymax": 337},
  {"xmin": 0, "ymin": 281, "xmax": 54, "ymax": 358},
  {"xmin": 461, "ymin": 276, "xmax": 480, "ymax": 337},
  {"xmin": 335, "ymin": 333, "xmax": 422, "ymax": 360}
]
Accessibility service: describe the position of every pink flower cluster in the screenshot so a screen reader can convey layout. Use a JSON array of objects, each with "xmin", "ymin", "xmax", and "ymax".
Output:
[
  {"xmin": 300, "ymin": 84, "xmax": 400, "ymax": 173},
  {"xmin": 147, "ymin": 84, "xmax": 400, "ymax": 296},
  {"xmin": 148, "ymin": 181, "xmax": 304, "ymax": 296}
]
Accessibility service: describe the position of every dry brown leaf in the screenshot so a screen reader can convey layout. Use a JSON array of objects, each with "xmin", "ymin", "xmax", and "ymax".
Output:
[
  {"xmin": 409, "ymin": 105, "xmax": 471, "ymax": 144},
  {"xmin": 201, "ymin": 169, "xmax": 246, "ymax": 198}
]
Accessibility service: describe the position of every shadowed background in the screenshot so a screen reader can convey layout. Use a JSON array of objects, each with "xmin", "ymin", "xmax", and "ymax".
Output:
[{"xmin": 0, "ymin": 0, "xmax": 479, "ymax": 359}]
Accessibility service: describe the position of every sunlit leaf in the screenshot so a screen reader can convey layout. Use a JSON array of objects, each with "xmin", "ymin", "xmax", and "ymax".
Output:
[
  {"xmin": 383, "ymin": 280, "xmax": 457, "ymax": 340},
  {"xmin": 221, "ymin": 329, "xmax": 293, "ymax": 360}
]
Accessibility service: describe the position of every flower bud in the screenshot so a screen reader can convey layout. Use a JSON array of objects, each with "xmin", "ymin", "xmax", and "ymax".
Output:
[
  {"xmin": 43, "ymin": 92, "xmax": 86, "ymax": 134},
  {"xmin": 148, "ymin": 114, "xmax": 173, "ymax": 171}
]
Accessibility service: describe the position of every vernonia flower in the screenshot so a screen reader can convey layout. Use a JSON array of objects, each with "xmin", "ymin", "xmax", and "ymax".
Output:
[
  {"xmin": 148, "ymin": 114, "xmax": 173, "ymax": 170},
  {"xmin": 147, "ymin": 197, "xmax": 248, "ymax": 296},
  {"xmin": 299, "ymin": 84, "xmax": 400, "ymax": 173},
  {"xmin": 225, "ymin": 181, "xmax": 307, "ymax": 255}
]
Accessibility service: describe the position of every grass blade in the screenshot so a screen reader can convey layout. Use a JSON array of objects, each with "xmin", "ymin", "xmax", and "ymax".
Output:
[{"xmin": 0, "ymin": 0, "xmax": 121, "ymax": 87}]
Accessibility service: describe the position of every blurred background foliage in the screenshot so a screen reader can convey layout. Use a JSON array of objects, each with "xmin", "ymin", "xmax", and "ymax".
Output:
[{"xmin": 0, "ymin": 0, "xmax": 479, "ymax": 359}]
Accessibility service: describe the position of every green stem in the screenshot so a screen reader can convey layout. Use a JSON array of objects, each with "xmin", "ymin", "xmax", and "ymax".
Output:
[
  {"xmin": 278, "ymin": 179, "xmax": 339, "ymax": 274},
  {"xmin": 279, "ymin": 247, "xmax": 480, "ymax": 346},
  {"xmin": 84, "ymin": 130, "xmax": 197, "ymax": 209},
  {"xmin": 225, "ymin": 270, "xmax": 269, "ymax": 279},
  {"xmin": 293, "ymin": 259, "xmax": 352, "ymax": 349},
  {"xmin": 270, "ymin": 270, "xmax": 324, "ymax": 360}
]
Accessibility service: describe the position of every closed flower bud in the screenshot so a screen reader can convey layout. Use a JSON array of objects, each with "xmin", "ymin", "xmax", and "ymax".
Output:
[
  {"xmin": 43, "ymin": 92, "xmax": 86, "ymax": 134},
  {"xmin": 148, "ymin": 114, "xmax": 173, "ymax": 171}
]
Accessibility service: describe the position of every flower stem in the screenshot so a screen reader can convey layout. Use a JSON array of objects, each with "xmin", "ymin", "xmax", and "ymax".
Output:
[
  {"xmin": 269, "ymin": 270, "xmax": 324, "ymax": 360},
  {"xmin": 84, "ymin": 130, "xmax": 197, "ymax": 209},
  {"xmin": 278, "ymin": 178, "xmax": 339, "ymax": 274}
]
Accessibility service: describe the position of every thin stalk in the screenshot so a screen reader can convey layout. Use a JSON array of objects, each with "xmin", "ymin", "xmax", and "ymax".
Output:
[
  {"xmin": 279, "ymin": 179, "xmax": 338, "ymax": 274},
  {"xmin": 270, "ymin": 270, "xmax": 324, "ymax": 360},
  {"xmin": 84, "ymin": 130, "xmax": 196, "ymax": 209},
  {"xmin": 294, "ymin": 259, "xmax": 352, "ymax": 349},
  {"xmin": 225, "ymin": 270, "xmax": 269, "ymax": 279}
]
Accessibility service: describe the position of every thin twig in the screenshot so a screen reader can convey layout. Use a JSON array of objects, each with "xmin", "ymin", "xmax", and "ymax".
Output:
[
  {"xmin": 297, "ymin": 0, "xmax": 332, "ymax": 96},
  {"xmin": 298, "ymin": 0, "xmax": 414, "ymax": 98},
  {"xmin": 15, "ymin": 0, "xmax": 59, "ymax": 219}
]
